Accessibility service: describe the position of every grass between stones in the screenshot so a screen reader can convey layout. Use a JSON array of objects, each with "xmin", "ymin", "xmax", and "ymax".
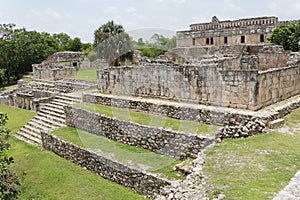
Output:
[
  {"xmin": 1, "ymin": 105, "xmax": 148, "ymax": 200},
  {"xmin": 75, "ymin": 69, "xmax": 98, "ymax": 81},
  {"xmin": 205, "ymin": 107, "xmax": 300, "ymax": 199},
  {"xmin": 73, "ymin": 102, "xmax": 218, "ymax": 137},
  {"xmin": 52, "ymin": 127, "xmax": 186, "ymax": 181}
]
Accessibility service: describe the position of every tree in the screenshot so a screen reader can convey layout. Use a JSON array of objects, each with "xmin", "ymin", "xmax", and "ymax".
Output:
[
  {"xmin": 94, "ymin": 21, "xmax": 124, "ymax": 47},
  {"xmin": 132, "ymin": 34, "xmax": 176, "ymax": 58},
  {"xmin": 94, "ymin": 21, "xmax": 133, "ymax": 66},
  {"xmin": 53, "ymin": 33, "xmax": 72, "ymax": 51},
  {"xmin": 68, "ymin": 37, "xmax": 83, "ymax": 52},
  {"xmin": 0, "ymin": 24, "xmax": 62, "ymax": 86},
  {"xmin": 0, "ymin": 114, "xmax": 21, "ymax": 199},
  {"xmin": 269, "ymin": 22, "xmax": 300, "ymax": 51}
]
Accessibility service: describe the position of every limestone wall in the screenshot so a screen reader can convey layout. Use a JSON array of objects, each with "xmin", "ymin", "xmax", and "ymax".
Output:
[
  {"xmin": 177, "ymin": 29, "xmax": 273, "ymax": 47},
  {"xmin": 190, "ymin": 16, "xmax": 278, "ymax": 31},
  {"xmin": 65, "ymin": 106, "xmax": 214, "ymax": 159},
  {"xmin": 41, "ymin": 131, "xmax": 170, "ymax": 198},
  {"xmin": 176, "ymin": 16, "xmax": 281, "ymax": 47},
  {"xmin": 33, "ymin": 52, "xmax": 84, "ymax": 81},
  {"xmin": 97, "ymin": 63, "xmax": 259, "ymax": 110},
  {"xmin": 97, "ymin": 46, "xmax": 299, "ymax": 110},
  {"xmin": 33, "ymin": 67, "xmax": 77, "ymax": 81},
  {"xmin": 257, "ymin": 66, "xmax": 300, "ymax": 108}
]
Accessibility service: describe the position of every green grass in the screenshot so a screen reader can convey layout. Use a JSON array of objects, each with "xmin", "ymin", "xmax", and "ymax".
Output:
[
  {"xmin": 75, "ymin": 69, "xmax": 98, "ymax": 81},
  {"xmin": 2, "ymin": 105, "xmax": 148, "ymax": 199},
  {"xmin": 0, "ymin": 105, "xmax": 36, "ymax": 134},
  {"xmin": 204, "ymin": 107, "xmax": 300, "ymax": 200},
  {"xmin": 25, "ymin": 77, "xmax": 33, "ymax": 83},
  {"xmin": 52, "ymin": 127, "xmax": 186, "ymax": 180},
  {"xmin": 9, "ymin": 138, "xmax": 147, "ymax": 200},
  {"xmin": 73, "ymin": 103, "xmax": 218, "ymax": 137},
  {"xmin": 284, "ymin": 108, "xmax": 300, "ymax": 129},
  {"xmin": 1, "ymin": 84, "xmax": 18, "ymax": 91}
]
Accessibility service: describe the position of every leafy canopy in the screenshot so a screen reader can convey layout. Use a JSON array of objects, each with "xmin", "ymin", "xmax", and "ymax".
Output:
[
  {"xmin": 269, "ymin": 22, "xmax": 300, "ymax": 51},
  {"xmin": 0, "ymin": 23, "xmax": 92, "ymax": 87},
  {"xmin": 132, "ymin": 34, "xmax": 176, "ymax": 58}
]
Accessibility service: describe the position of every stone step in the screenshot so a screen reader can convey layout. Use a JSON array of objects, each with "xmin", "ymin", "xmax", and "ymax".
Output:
[
  {"xmin": 60, "ymin": 93, "xmax": 82, "ymax": 100},
  {"xmin": 14, "ymin": 134, "xmax": 40, "ymax": 146},
  {"xmin": 39, "ymin": 109, "xmax": 66, "ymax": 119},
  {"xmin": 40, "ymin": 106, "xmax": 65, "ymax": 115},
  {"xmin": 50, "ymin": 100, "xmax": 70, "ymax": 108},
  {"xmin": 41, "ymin": 103, "xmax": 64, "ymax": 110},
  {"xmin": 37, "ymin": 113, "xmax": 65, "ymax": 124},
  {"xmin": 35, "ymin": 115, "xmax": 65, "ymax": 127},
  {"xmin": 56, "ymin": 94, "xmax": 82, "ymax": 103},
  {"xmin": 16, "ymin": 128, "xmax": 41, "ymax": 144},
  {"xmin": 20, "ymin": 126, "xmax": 41, "ymax": 139},
  {"xmin": 52, "ymin": 98, "xmax": 77, "ymax": 105},
  {"xmin": 29, "ymin": 118, "xmax": 58, "ymax": 130},
  {"xmin": 26, "ymin": 121, "xmax": 54, "ymax": 132},
  {"xmin": 268, "ymin": 118, "xmax": 285, "ymax": 129}
]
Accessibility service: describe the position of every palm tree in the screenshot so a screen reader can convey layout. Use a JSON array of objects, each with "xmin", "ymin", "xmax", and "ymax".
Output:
[
  {"xmin": 93, "ymin": 21, "xmax": 133, "ymax": 66},
  {"xmin": 94, "ymin": 21, "xmax": 125, "ymax": 46}
]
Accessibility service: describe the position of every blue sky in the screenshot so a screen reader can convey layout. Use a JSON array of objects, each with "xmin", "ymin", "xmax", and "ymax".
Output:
[{"xmin": 0, "ymin": 0, "xmax": 299, "ymax": 42}]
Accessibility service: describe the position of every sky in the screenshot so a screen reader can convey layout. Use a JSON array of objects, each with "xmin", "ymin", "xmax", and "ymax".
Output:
[{"xmin": 0, "ymin": 0, "xmax": 300, "ymax": 43}]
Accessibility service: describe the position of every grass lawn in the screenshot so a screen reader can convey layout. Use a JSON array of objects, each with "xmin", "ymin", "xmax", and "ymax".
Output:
[
  {"xmin": 1, "ymin": 105, "xmax": 148, "ymax": 200},
  {"xmin": 9, "ymin": 138, "xmax": 148, "ymax": 200},
  {"xmin": 205, "ymin": 107, "xmax": 300, "ymax": 199},
  {"xmin": 0, "ymin": 105, "xmax": 36, "ymax": 134},
  {"xmin": 73, "ymin": 103, "xmax": 218, "ymax": 137},
  {"xmin": 52, "ymin": 127, "xmax": 186, "ymax": 180},
  {"xmin": 75, "ymin": 69, "xmax": 98, "ymax": 81}
]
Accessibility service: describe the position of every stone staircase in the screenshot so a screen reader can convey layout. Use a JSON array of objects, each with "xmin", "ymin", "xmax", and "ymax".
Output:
[{"xmin": 14, "ymin": 93, "xmax": 81, "ymax": 145}]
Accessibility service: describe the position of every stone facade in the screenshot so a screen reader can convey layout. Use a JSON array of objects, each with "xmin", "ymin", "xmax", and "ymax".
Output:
[
  {"xmin": 65, "ymin": 106, "xmax": 214, "ymax": 159},
  {"xmin": 176, "ymin": 16, "xmax": 299, "ymax": 47},
  {"xmin": 32, "ymin": 52, "xmax": 84, "ymax": 81},
  {"xmin": 97, "ymin": 45, "xmax": 300, "ymax": 111},
  {"xmin": 41, "ymin": 131, "xmax": 170, "ymax": 198}
]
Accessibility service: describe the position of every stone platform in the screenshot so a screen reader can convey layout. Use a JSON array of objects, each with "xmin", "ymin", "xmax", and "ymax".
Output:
[{"xmin": 273, "ymin": 171, "xmax": 300, "ymax": 200}]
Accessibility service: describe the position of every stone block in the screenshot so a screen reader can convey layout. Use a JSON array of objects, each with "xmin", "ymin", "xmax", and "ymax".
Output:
[{"xmin": 268, "ymin": 118, "xmax": 285, "ymax": 129}]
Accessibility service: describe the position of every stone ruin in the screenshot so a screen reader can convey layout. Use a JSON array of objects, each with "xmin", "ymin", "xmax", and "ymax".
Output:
[
  {"xmin": 98, "ymin": 45, "xmax": 300, "ymax": 111},
  {"xmin": 177, "ymin": 16, "xmax": 300, "ymax": 47},
  {"xmin": 33, "ymin": 51, "xmax": 84, "ymax": 81},
  {"xmin": 0, "ymin": 51, "xmax": 94, "ymax": 111},
  {"xmin": 1, "ymin": 42, "xmax": 300, "ymax": 199}
]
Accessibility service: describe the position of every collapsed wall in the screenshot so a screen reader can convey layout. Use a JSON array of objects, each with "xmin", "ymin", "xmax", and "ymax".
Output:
[{"xmin": 97, "ymin": 45, "xmax": 300, "ymax": 111}]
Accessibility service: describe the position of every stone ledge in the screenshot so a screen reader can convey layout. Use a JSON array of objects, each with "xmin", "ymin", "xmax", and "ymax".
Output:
[
  {"xmin": 268, "ymin": 119, "xmax": 285, "ymax": 129},
  {"xmin": 82, "ymin": 92, "xmax": 300, "ymax": 139},
  {"xmin": 41, "ymin": 131, "xmax": 171, "ymax": 199}
]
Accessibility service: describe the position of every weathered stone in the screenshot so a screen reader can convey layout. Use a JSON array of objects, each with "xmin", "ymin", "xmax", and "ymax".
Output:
[
  {"xmin": 268, "ymin": 118, "xmax": 285, "ymax": 129},
  {"xmin": 41, "ymin": 131, "xmax": 170, "ymax": 199},
  {"xmin": 65, "ymin": 106, "xmax": 215, "ymax": 159},
  {"xmin": 33, "ymin": 52, "xmax": 84, "ymax": 81}
]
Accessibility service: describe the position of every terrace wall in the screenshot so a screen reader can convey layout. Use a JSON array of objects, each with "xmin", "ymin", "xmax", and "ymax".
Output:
[
  {"xmin": 41, "ymin": 131, "xmax": 170, "ymax": 199},
  {"xmin": 65, "ymin": 106, "xmax": 214, "ymax": 159}
]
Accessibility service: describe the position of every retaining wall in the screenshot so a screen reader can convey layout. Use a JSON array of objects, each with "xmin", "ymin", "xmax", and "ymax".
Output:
[
  {"xmin": 65, "ymin": 106, "xmax": 214, "ymax": 159},
  {"xmin": 41, "ymin": 131, "xmax": 170, "ymax": 198}
]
